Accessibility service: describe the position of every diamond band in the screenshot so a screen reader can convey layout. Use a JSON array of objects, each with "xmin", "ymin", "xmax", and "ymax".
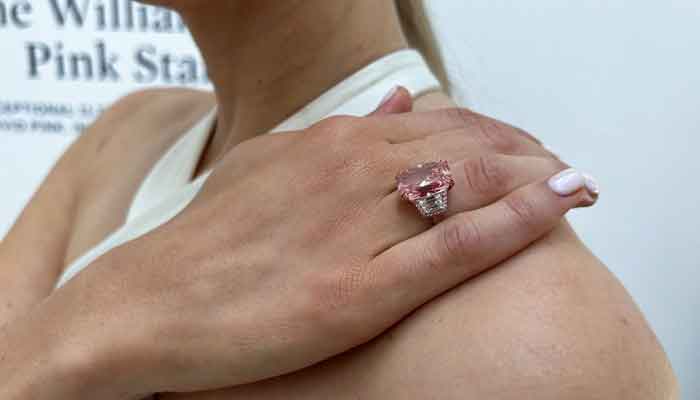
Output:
[{"xmin": 414, "ymin": 188, "xmax": 449, "ymax": 217}]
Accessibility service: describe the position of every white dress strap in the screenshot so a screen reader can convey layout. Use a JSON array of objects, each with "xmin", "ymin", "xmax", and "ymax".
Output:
[
  {"xmin": 125, "ymin": 108, "xmax": 217, "ymax": 223},
  {"xmin": 270, "ymin": 49, "xmax": 440, "ymax": 132}
]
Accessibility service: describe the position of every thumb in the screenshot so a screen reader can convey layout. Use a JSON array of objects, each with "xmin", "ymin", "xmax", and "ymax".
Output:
[{"xmin": 369, "ymin": 86, "xmax": 413, "ymax": 116}]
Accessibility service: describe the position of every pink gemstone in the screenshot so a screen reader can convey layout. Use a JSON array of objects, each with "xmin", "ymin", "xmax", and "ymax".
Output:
[{"xmin": 396, "ymin": 160, "xmax": 455, "ymax": 202}]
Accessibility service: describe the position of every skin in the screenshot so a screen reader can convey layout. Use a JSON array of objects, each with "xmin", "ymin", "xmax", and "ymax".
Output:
[
  {"xmin": 0, "ymin": 97, "xmax": 597, "ymax": 399},
  {"xmin": 0, "ymin": 0, "xmax": 678, "ymax": 399}
]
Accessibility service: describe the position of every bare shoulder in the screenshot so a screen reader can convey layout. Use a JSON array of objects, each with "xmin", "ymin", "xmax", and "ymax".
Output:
[
  {"xmin": 43, "ymin": 87, "xmax": 215, "ymax": 185},
  {"xmin": 210, "ymin": 232, "xmax": 678, "ymax": 400},
  {"xmin": 359, "ymin": 94, "xmax": 679, "ymax": 398},
  {"xmin": 358, "ymin": 224, "xmax": 679, "ymax": 399},
  {"xmin": 0, "ymin": 87, "xmax": 215, "ymax": 322},
  {"xmin": 360, "ymin": 94, "xmax": 679, "ymax": 398},
  {"xmin": 78, "ymin": 87, "xmax": 215, "ymax": 162},
  {"xmin": 61, "ymin": 88, "xmax": 215, "ymax": 266}
]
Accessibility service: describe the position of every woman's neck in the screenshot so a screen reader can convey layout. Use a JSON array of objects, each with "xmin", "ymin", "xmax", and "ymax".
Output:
[{"xmin": 177, "ymin": 0, "xmax": 409, "ymax": 174}]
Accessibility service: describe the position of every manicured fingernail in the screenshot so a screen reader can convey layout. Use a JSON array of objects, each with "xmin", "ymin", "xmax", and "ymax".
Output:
[
  {"xmin": 583, "ymin": 173, "xmax": 600, "ymax": 195},
  {"xmin": 378, "ymin": 86, "xmax": 399, "ymax": 108},
  {"xmin": 548, "ymin": 168, "xmax": 586, "ymax": 196}
]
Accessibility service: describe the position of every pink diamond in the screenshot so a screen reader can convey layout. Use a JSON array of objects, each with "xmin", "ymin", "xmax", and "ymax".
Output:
[{"xmin": 396, "ymin": 160, "xmax": 455, "ymax": 202}]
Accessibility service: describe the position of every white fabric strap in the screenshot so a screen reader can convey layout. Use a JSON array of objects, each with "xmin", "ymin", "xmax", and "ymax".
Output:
[
  {"xmin": 272, "ymin": 49, "xmax": 440, "ymax": 132},
  {"xmin": 125, "ymin": 108, "xmax": 216, "ymax": 223}
]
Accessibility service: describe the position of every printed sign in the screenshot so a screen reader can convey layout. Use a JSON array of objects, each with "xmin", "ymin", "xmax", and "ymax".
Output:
[
  {"xmin": 0, "ymin": 0, "xmax": 208, "ymax": 236},
  {"xmin": 0, "ymin": 0, "xmax": 208, "ymax": 137}
]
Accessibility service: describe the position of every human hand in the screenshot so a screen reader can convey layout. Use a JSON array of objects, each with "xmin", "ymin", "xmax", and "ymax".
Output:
[{"xmin": 48, "ymin": 88, "xmax": 597, "ymax": 398}]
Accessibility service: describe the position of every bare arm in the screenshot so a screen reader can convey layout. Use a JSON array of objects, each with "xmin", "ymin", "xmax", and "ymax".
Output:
[
  {"xmin": 0, "ymin": 94, "xmax": 130, "ymax": 397},
  {"xmin": 0, "ymin": 106, "xmax": 92, "ymax": 325},
  {"xmin": 0, "ymin": 88, "xmax": 215, "ymax": 399},
  {"xmin": 360, "ymin": 224, "xmax": 678, "ymax": 399}
]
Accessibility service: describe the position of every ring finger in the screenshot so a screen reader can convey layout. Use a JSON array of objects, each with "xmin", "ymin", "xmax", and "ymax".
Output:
[{"xmin": 364, "ymin": 154, "xmax": 569, "ymax": 256}]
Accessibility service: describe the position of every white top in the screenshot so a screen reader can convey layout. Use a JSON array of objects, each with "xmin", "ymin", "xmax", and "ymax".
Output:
[{"xmin": 55, "ymin": 49, "xmax": 441, "ymax": 289}]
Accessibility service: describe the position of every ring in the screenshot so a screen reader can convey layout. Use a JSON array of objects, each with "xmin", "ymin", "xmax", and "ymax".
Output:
[{"xmin": 396, "ymin": 160, "xmax": 455, "ymax": 218}]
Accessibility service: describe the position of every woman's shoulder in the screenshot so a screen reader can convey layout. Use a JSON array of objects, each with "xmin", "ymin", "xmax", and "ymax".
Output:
[
  {"xmin": 79, "ymin": 86, "xmax": 214, "ymax": 179},
  {"xmin": 59, "ymin": 87, "xmax": 216, "ymax": 269},
  {"xmin": 64, "ymin": 86, "xmax": 215, "ymax": 211},
  {"xmin": 88, "ymin": 87, "xmax": 215, "ymax": 153},
  {"xmin": 0, "ymin": 88, "xmax": 216, "ymax": 314}
]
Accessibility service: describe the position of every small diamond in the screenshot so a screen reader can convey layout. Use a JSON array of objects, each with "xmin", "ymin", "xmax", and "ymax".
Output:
[{"xmin": 396, "ymin": 160, "xmax": 455, "ymax": 202}]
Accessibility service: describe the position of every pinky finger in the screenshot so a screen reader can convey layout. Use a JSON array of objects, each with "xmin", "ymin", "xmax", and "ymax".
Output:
[{"xmin": 370, "ymin": 168, "xmax": 599, "ymax": 313}]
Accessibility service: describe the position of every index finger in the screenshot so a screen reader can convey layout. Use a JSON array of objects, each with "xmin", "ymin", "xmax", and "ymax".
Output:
[{"xmin": 368, "ymin": 107, "xmax": 542, "ymax": 146}]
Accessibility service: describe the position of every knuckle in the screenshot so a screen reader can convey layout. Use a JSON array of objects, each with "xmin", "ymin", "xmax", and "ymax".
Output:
[
  {"xmin": 363, "ymin": 143, "xmax": 401, "ymax": 177},
  {"xmin": 315, "ymin": 146, "xmax": 372, "ymax": 187},
  {"xmin": 503, "ymin": 193, "xmax": 540, "ymax": 232},
  {"xmin": 439, "ymin": 215, "xmax": 483, "ymax": 262},
  {"xmin": 310, "ymin": 115, "xmax": 361, "ymax": 142},
  {"xmin": 463, "ymin": 155, "xmax": 511, "ymax": 196},
  {"xmin": 473, "ymin": 117, "xmax": 520, "ymax": 153},
  {"xmin": 303, "ymin": 118, "xmax": 370, "ymax": 185},
  {"xmin": 443, "ymin": 107, "xmax": 479, "ymax": 126}
]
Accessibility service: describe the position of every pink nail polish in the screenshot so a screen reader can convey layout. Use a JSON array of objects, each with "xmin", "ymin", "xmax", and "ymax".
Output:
[{"xmin": 548, "ymin": 168, "xmax": 586, "ymax": 196}]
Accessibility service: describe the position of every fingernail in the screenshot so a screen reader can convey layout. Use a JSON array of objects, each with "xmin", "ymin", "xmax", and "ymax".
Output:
[
  {"xmin": 378, "ymin": 86, "xmax": 399, "ymax": 108},
  {"xmin": 548, "ymin": 168, "xmax": 586, "ymax": 196},
  {"xmin": 576, "ymin": 191, "xmax": 598, "ymax": 208},
  {"xmin": 582, "ymin": 173, "xmax": 600, "ymax": 196}
]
